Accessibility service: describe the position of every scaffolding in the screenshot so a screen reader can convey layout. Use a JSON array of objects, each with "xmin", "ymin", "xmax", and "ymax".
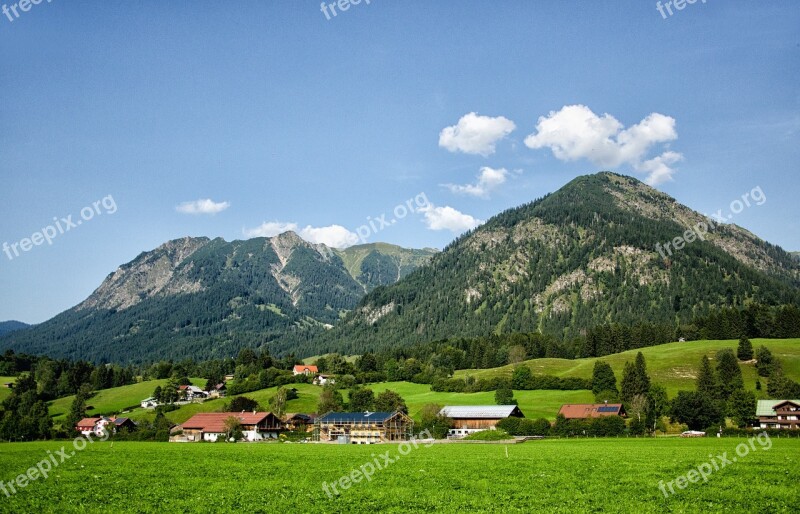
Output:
[{"xmin": 313, "ymin": 411, "xmax": 414, "ymax": 443}]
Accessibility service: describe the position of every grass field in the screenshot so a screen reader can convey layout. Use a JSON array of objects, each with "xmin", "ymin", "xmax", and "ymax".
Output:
[
  {"xmin": 0, "ymin": 378, "xmax": 15, "ymax": 404},
  {"xmin": 0, "ymin": 438, "xmax": 797, "ymax": 513},
  {"xmin": 454, "ymin": 338, "xmax": 800, "ymax": 397}
]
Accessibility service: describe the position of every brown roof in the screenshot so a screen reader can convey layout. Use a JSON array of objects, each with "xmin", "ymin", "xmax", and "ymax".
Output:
[
  {"xmin": 76, "ymin": 417, "xmax": 101, "ymax": 428},
  {"xmin": 181, "ymin": 412, "xmax": 275, "ymax": 432},
  {"xmin": 558, "ymin": 404, "xmax": 625, "ymax": 419},
  {"xmin": 293, "ymin": 365, "xmax": 318, "ymax": 373}
]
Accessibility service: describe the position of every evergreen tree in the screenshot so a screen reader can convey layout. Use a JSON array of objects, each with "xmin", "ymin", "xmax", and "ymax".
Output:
[
  {"xmin": 591, "ymin": 361, "xmax": 618, "ymax": 395},
  {"xmin": 716, "ymin": 349, "xmax": 744, "ymax": 399},
  {"xmin": 737, "ymin": 336, "xmax": 753, "ymax": 361},
  {"xmin": 696, "ymin": 356, "xmax": 718, "ymax": 398},
  {"xmin": 494, "ymin": 388, "xmax": 516, "ymax": 405},
  {"xmin": 65, "ymin": 384, "xmax": 92, "ymax": 431},
  {"xmin": 755, "ymin": 346, "xmax": 776, "ymax": 377}
]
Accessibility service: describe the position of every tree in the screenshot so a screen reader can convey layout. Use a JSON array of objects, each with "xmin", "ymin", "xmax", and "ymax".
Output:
[
  {"xmin": 317, "ymin": 385, "xmax": 344, "ymax": 414},
  {"xmin": 494, "ymin": 387, "xmax": 516, "ymax": 405},
  {"xmin": 223, "ymin": 416, "xmax": 243, "ymax": 442},
  {"xmin": 65, "ymin": 384, "xmax": 92, "ymax": 431},
  {"xmin": 591, "ymin": 361, "xmax": 617, "ymax": 395},
  {"xmin": 628, "ymin": 394, "xmax": 649, "ymax": 423},
  {"xmin": 356, "ymin": 353, "xmax": 378, "ymax": 373},
  {"xmin": 507, "ymin": 345, "xmax": 527, "ymax": 365},
  {"xmin": 225, "ymin": 396, "xmax": 260, "ymax": 412},
  {"xmin": 349, "ymin": 387, "xmax": 375, "ymax": 412},
  {"xmin": 511, "ymin": 365, "xmax": 533, "ymax": 389},
  {"xmin": 737, "ymin": 336, "xmax": 753, "ymax": 361},
  {"xmin": 728, "ymin": 390, "xmax": 757, "ymax": 428},
  {"xmin": 767, "ymin": 372, "xmax": 800, "ymax": 399},
  {"xmin": 755, "ymin": 346, "xmax": 776, "ymax": 377},
  {"xmin": 621, "ymin": 353, "xmax": 650, "ymax": 404},
  {"xmin": 374, "ymin": 390, "xmax": 408, "ymax": 414},
  {"xmin": 669, "ymin": 391, "xmax": 724, "ymax": 430},
  {"xmin": 716, "ymin": 349, "xmax": 744, "ymax": 399},
  {"xmin": 696, "ymin": 356, "xmax": 718, "ymax": 398},
  {"xmin": 269, "ymin": 387, "xmax": 288, "ymax": 418},
  {"xmin": 417, "ymin": 403, "xmax": 451, "ymax": 439},
  {"xmin": 646, "ymin": 384, "xmax": 669, "ymax": 432}
]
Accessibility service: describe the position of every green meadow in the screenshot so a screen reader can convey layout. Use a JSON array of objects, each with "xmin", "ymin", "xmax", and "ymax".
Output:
[{"xmin": 0, "ymin": 438, "xmax": 797, "ymax": 513}]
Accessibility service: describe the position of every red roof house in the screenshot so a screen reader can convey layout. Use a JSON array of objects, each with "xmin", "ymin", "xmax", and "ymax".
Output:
[
  {"xmin": 293, "ymin": 365, "xmax": 318, "ymax": 376},
  {"xmin": 176, "ymin": 412, "xmax": 283, "ymax": 442}
]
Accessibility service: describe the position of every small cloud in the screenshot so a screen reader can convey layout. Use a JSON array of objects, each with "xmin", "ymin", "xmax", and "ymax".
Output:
[
  {"xmin": 175, "ymin": 199, "xmax": 230, "ymax": 215},
  {"xmin": 243, "ymin": 221, "xmax": 357, "ymax": 249},
  {"xmin": 439, "ymin": 112, "xmax": 516, "ymax": 156},
  {"xmin": 443, "ymin": 166, "xmax": 511, "ymax": 198},
  {"xmin": 298, "ymin": 225, "xmax": 358, "ymax": 249},
  {"xmin": 524, "ymin": 104, "xmax": 683, "ymax": 184},
  {"xmin": 419, "ymin": 203, "xmax": 482, "ymax": 233},
  {"xmin": 243, "ymin": 221, "xmax": 299, "ymax": 238}
]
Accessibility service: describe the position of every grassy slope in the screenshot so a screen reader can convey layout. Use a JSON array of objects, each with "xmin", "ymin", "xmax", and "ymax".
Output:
[
  {"xmin": 0, "ymin": 376, "xmax": 16, "ymax": 403},
  {"xmin": 0, "ymin": 440, "xmax": 797, "ymax": 513},
  {"xmin": 454, "ymin": 338, "xmax": 800, "ymax": 397},
  {"xmin": 48, "ymin": 378, "xmax": 205, "ymax": 421},
  {"xmin": 44, "ymin": 338, "xmax": 800, "ymax": 425}
]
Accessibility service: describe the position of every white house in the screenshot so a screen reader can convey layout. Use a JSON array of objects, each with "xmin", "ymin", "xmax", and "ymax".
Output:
[{"xmin": 141, "ymin": 397, "xmax": 159, "ymax": 408}]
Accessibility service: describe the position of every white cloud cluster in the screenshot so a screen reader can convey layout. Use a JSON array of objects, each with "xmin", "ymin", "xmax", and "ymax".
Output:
[
  {"xmin": 443, "ymin": 167, "xmax": 510, "ymax": 198},
  {"xmin": 419, "ymin": 204, "xmax": 482, "ymax": 233},
  {"xmin": 243, "ymin": 221, "xmax": 358, "ymax": 249},
  {"xmin": 439, "ymin": 112, "xmax": 516, "ymax": 156},
  {"xmin": 175, "ymin": 199, "xmax": 230, "ymax": 215},
  {"xmin": 523, "ymin": 104, "xmax": 682, "ymax": 185}
]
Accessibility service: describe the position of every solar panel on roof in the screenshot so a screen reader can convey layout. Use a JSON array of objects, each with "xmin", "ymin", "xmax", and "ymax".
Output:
[{"xmin": 597, "ymin": 406, "xmax": 618, "ymax": 413}]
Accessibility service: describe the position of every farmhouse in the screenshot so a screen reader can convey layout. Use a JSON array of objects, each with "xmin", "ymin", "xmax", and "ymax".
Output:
[
  {"xmin": 284, "ymin": 413, "xmax": 316, "ymax": 432},
  {"xmin": 313, "ymin": 374, "xmax": 335, "ymax": 386},
  {"xmin": 178, "ymin": 385, "xmax": 207, "ymax": 401},
  {"xmin": 208, "ymin": 383, "xmax": 227, "ymax": 399},
  {"xmin": 757, "ymin": 400, "xmax": 800, "ymax": 429},
  {"xmin": 293, "ymin": 365, "xmax": 318, "ymax": 376},
  {"xmin": 75, "ymin": 416, "xmax": 137, "ymax": 436},
  {"xmin": 558, "ymin": 403, "xmax": 626, "ymax": 419},
  {"xmin": 314, "ymin": 411, "xmax": 414, "ymax": 443},
  {"xmin": 76, "ymin": 417, "xmax": 103, "ymax": 436},
  {"xmin": 439, "ymin": 405, "xmax": 525, "ymax": 438},
  {"xmin": 175, "ymin": 412, "xmax": 283, "ymax": 442},
  {"xmin": 140, "ymin": 397, "xmax": 158, "ymax": 408}
]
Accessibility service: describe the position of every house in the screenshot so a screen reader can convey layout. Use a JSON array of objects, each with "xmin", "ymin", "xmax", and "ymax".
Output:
[
  {"xmin": 314, "ymin": 411, "xmax": 414, "ymax": 443},
  {"xmin": 293, "ymin": 365, "xmax": 318, "ymax": 376},
  {"xmin": 208, "ymin": 383, "xmax": 227, "ymax": 399},
  {"xmin": 558, "ymin": 403, "xmax": 626, "ymax": 419},
  {"xmin": 178, "ymin": 385, "xmax": 208, "ymax": 401},
  {"xmin": 175, "ymin": 412, "xmax": 284, "ymax": 442},
  {"xmin": 224, "ymin": 374, "xmax": 235, "ymax": 381},
  {"xmin": 111, "ymin": 417, "xmax": 137, "ymax": 432},
  {"xmin": 439, "ymin": 405, "xmax": 525, "ymax": 438},
  {"xmin": 75, "ymin": 416, "xmax": 136, "ymax": 436},
  {"xmin": 313, "ymin": 374, "xmax": 335, "ymax": 386},
  {"xmin": 140, "ymin": 397, "xmax": 159, "ymax": 409},
  {"xmin": 284, "ymin": 413, "xmax": 316, "ymax": 432},
  {"xmin": 757, "ymin": 400, "xmax": 800, "ymax": 430},
  {"xmin": 76, "ymin": 417, "xmax": 103, "ymax": 436},
  {"xmin": 2, "ymin": 382, "xmax": 13, "ymax": 389}
]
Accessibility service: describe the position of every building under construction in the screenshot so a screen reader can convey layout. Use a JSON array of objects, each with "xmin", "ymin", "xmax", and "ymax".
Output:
[{"xmin": 314, "ymin": 411, "xmax": 414, "ymax": 443}]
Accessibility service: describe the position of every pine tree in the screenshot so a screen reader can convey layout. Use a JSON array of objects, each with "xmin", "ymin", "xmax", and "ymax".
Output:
[
  {"xmin": 737, "ymin": 336, "xmax": 754, "ymax": 361},
  {"xmin": 716, "ymin": 349, "xmax": 744, "ymax": 400},
  {"xmin": 696, "ymin": 356, "xmax": 718, "ymax": 398},
  {"xmin": 591, "ymin": 361, "xmax": 618, "ymax": 395}
]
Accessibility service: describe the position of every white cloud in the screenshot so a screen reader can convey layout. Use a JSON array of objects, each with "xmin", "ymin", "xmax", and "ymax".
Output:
[
  {"xmin": 243, "ymin": 221, "xmax": 358, "ymax": 249},
  {"xmin": 439, "ymin": 112, "xmax": 516, "ymax": 156},
  {"xmin": 419, "ymin": 204, "xmax": 482, "ymax": 233},
  {"xmin": 175, "ymin": 199, "xmax": 231, "ymax": 215},
  {"xmin": 444, "ymin": 166, "xmax": 511, "ymax": 198},
  {"xmin": 297, "ymin": 225, "xmax": 358, "ymax": 248},
  {"xmin": 243, "ymin": 221, "xmax": 299, "ymax": 238},
  {"xmin": 524, "ymin": 105, "xmax": 682, "ymax": 184}
]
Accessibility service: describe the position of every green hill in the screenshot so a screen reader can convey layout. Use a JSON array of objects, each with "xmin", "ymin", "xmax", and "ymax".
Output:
[{"xmin": 454, "ymin": 338, "xmax": 800, "ymax": 397}]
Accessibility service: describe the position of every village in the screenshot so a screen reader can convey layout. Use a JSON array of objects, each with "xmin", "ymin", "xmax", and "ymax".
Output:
[{"xmin": 73, "ymin": 364, "xmax": 800, "ymax": 444}]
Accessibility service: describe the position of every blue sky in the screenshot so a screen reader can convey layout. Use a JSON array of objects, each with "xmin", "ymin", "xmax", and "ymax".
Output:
[{"xmin": 1, "ymin": 1, "xmax": 798, "ymax": 323}]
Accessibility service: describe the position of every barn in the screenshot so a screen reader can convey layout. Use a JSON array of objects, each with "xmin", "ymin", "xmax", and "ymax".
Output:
[
  {"xmin": 558, "ymin": 403, "xmax": 626, "ymax": 419},
  {"xmin": 439, "ymin": 405, "xmax": 525, "ymax": 438},
  {"xmin": 176, "ymin": 412, "xmax": 283, "ymax": 442}
]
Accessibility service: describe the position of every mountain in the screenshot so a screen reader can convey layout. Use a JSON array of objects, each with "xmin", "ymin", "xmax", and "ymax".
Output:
[
  {"xmin": 282, "ymin": 172, "xmax": 800, "ymax": 356},
  {"xmin": 792, "ymin": 252, "xmax": 800, "ymax": 262},
  {"xmin": 0, "ymin": 321, "xmax": 29, "ymax": 337},
  {"xmin": 0, "ymin": 233, "xmax": 434, "ymax": 363}
]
